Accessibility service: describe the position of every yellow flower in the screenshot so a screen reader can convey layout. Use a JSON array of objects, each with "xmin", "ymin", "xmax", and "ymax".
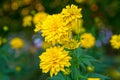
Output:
[
  {"xmin": 69, "ymin": 19, "xmax": 85, "ymax": 34},
  {"xmin": 23, "ymin": 15, "xmax": 32, "ymax": 27},
  {"xmin": 34, "ymin": 22, "xmax": 42, "ymax": 32},
  {"xmin": 22, "ymin": 0, "xmax": 31, "ymax": 5},
  {"xmin": 39, "ymin": 46, "xmax": 71, "ymax": 77},
  {"xmin": 0, "ymin": 37, "xmax": 2, "ymax": 46},
  {"xmin": 75, "ymin": 0, "xmax": 85, "ymax": 3},
  {"xmin": 34, "ymin": 12, "xmax": 48, "ymax": 32},
  {"xmin": 109, "ymin": 69, "xmax": 120, "ymax": 79},
  {"xmin": 110, "ymin": 35, "xmax": 120, "ymax": 49},
  {"xmin": 61, "ymin": 4, "xmax": 82, "ymax": 24},
  {"xmin": 15, "ymin": 66, "xmax": 21, "ymax": 72},
  {"xmin": 33, "ymin": 12, "xmax": 48, "ymax": 25},
  {"xmin": 79, "ymin": 33, "xmax": 95, "ymax": 48},
  {"xmin": 10, "ymin": 37, "xmax": 24, "ymax": 49},
  {"xmin": 2, "ymin": 38, "xmax": 7, "ymax": 43},
  {"xmin": 62, "ymin": 39, "xmax": 79, "ymax": 49},
  {"xmin": 11, "ymin": 2, "xmax": 19, "ymax": 10},
  {"xmin": 40, "ymin": 14, "xmax": 71, "ymax": 45},
  {"xmin": 3, "ymin": 26, "xmax": 9, "ymax": 31},
  {"xmin": 87, "ymin": 78, "xmax": 101, "ymax": 80},
  {"xmin": 87, "ymin": 66, "xmax": 94, "ymax": 72}
]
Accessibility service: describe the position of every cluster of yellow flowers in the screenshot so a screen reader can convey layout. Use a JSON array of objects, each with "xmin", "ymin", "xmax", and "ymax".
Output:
[
  {"xmin": 35, "ymin": 4, "xmax": 96, "ymax": 77},
  {"xmin": 35, "ymin": 4, "xmax": 95, "ymax": 48},
  {"xmin": 22, "ymin": 12, "xmax": 48, "ymax": 27}
]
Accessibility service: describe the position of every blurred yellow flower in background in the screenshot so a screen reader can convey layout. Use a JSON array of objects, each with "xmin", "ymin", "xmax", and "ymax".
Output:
[
  {"xmin": 110, "ymin": 34, "xmax": 120, "ymax": 49},
  {"xmin": 79, "ymin": 33, "xmax": 95, "ymax": 48},
  {"xmin": 87, "ymin": 78, "xmax": 101, "ymax": 80},
  {"xmin": 22, "ymin": 0, "xmax": 32, "ymax": 5},
  {"xmin": 11, "ymin": 2, "xmax": 19, "ymax": 10},
  {"xmin": 39, "ymin": 46, "xmax": 71, "ymax": 77},
  {"xmin": 15, "ymin": 66, "xmax": 21, "ymax": 72},
  {"xmin": 105, "ymin": 68, "xmax": 120, "ymax": 80},
  {"xmin": 23, "ymin": 15, "xmax": 32, "ymax": 27},
  {"xmin": 3, "ymin": 25, "xmax": 9, "ymax": 31},
  {"xmin": 21, "ymin": 8, "xmax": 30, "ymax": 16},
  {"xmin": 75, "ymin": 0, "xmax": 85, "ymax": 3},
  {"xmin": 10, "ymin": 37, "xmax": 24, "ymax": 49},
  {"xmin": 0, "ymin": 37, "xmax": 7, "ymax": 46},
  {"xmin": 61, "ymin": 4, "xmax": 82, "ymax": 24},
  {"xmin": 2, "ymin": 38, "xmax": 7, "ymax": 44},
  {"xmin": 33, "ymin": 12, "xmax": 48, "ymax": 25},
  {"xmin": 0, "ymin": 38, "xmax": 2, "ymax": 46}
]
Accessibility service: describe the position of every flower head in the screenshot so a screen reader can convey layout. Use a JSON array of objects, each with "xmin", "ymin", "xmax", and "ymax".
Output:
[
  {"xmin": 87, "ymin": 78, "xmax": 101, "ymax": 80},
  {"xmin": 40, "ymin": 14, "xmax": 71, "ymax": 45},
  {"xmin": 39, "ymin": 46, "xmax": 71, "ymax": 77},
  {"xmin": 79, "ymin": 33, "xmax": 95, "ymax": 48},
  {"xmin": 69, "ymin": 19, "xmax": 85, "ymax": 34},
  {"xmin": 75, "ymin": 0, "xmax": 85, "ymax": 3},
  {"xmin": 0, "ymin": 37, "xmax": 2, "ymax": 46},
  {"xmin": 110, "ymin": 34, "xmax": 120, "ymax": 49},
  {"xmin": 62, "ymin": 39, "xmax": 79, "ymax": 49},
  {"xmin": 61, "ymin": 4, "xmax": 82, "ymax": 24},
  {"xmin": 22, "ymin": 15, "xmax": 32, "ymax": 27},
  {"xmin": 10, "ymin": 37, "xmax": 24, "ymax": 49},
  {"xmin": 87, "ymin": 66, "xmax": 94, "ymax": 72},
  {"xmin": 15, "ymin": 66, "xmax": 21, "ymax": 72},
  {"xmin": 33, "ymin": 12, "xmax": 48, "ymax": 25}
]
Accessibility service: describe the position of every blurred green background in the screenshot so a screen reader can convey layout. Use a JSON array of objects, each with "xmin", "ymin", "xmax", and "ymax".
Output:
[{"xmin": 0, "ymin": 0, "xmax": 120, "ymax": 80}]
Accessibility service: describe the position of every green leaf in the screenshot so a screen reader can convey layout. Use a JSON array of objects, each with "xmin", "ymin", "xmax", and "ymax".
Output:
[
  {"xmin": 66, "ymin": 76, "xmax": 71, "ymax": 80},
  {"xmin": 70, "ymin": 64, "xmax": 80, "ymax": 80},
  {"xmin": 0, "ymin": 73, "xmax": 9, "ymax": 80},
  {"xmin": 49, "ymin": 72, "xmax": 65, "ymax": 80},
  {"xmin": 82, "ymin": 59, "xmax": 92, "ymax": 66},
  {"xmin": 78, "ymin": 60, "xmax": 86, "ymax": 70},
  {"xmin": 79, "ymin": 54, "xmax": 99, "ymax": 66}
]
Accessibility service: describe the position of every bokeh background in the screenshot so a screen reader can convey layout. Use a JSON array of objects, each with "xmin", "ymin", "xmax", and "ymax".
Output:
[{"xmin": 0, "ymin": 0, "xmax": 120, "ymax": 80}]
